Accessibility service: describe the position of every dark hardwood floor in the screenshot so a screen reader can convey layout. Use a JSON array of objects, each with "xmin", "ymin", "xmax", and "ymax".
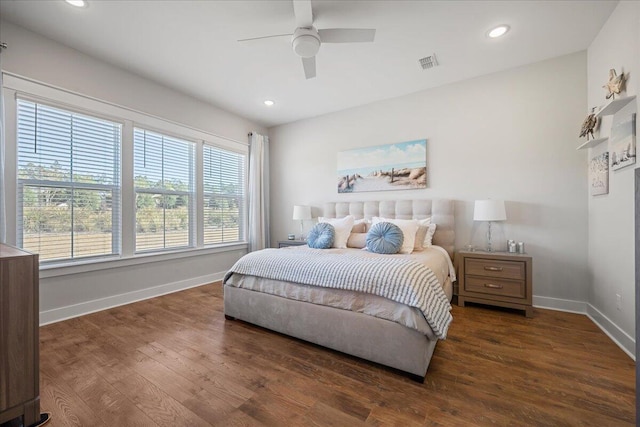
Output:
[{"xmin": 36, "ymin": 283, "xmax": 635, "ymax": 426}]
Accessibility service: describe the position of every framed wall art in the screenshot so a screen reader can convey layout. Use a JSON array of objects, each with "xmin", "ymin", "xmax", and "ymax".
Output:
[
  {"xmin": 590, "ymin": 151, "xmax": 609, "ymax": 196},
  {"xmin": 610, "ymin": 113, "xmax": 636, "ymax": 171},
  {"xmin": 337, "ymin": 139, "xmax": 426, "ymax": 193}
]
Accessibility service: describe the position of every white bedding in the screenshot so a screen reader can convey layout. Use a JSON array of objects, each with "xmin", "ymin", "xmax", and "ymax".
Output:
[{"xmin": 224, "ymin": 245, "xmax": 455, "ymax": 339}]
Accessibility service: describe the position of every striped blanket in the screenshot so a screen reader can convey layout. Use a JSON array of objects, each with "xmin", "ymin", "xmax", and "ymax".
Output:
[{"xmin": 224, "ymin": 248, "xmax": 452, "ymax": 339}]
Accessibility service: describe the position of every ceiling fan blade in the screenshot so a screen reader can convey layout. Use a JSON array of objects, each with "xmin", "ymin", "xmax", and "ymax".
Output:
[
  {"xmin": 293, "ymin": 0, "xmax": 313, "ymax": 28},
  {"xmin": 237, "ymin": 33, "xmax": 293, "ymax": 42},
  {"xmin": 302, "ymin": 56, "xmax": 316, "ymax": 79},
  {"xmin": 318, "ymin": 28, "xmax": 376, "ymax": 43}
]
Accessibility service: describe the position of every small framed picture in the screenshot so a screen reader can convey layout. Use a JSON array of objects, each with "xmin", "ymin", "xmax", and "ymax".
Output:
[
  {"xmin": 590, "ymin": 152, "xmax": 609, "ymax": 196},
  {"xmin": 610, "ymin": 113, "xmax": 636, "ymax": 171}
]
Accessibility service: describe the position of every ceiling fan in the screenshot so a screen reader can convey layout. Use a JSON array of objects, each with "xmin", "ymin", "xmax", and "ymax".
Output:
[{"xmin": 238, "ymin": 0, "xmax": 376, "ymax": 79}]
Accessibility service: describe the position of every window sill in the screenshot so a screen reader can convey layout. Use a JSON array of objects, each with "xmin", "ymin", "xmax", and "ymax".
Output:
[{"xmin": 39, "ymin": 242, "xmax": 248, "ymax": 279}]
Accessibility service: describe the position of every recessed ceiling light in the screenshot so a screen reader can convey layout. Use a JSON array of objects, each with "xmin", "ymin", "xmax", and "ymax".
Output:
[
  {"xmin": 487, "ymin": 25, "xmax": 510, "ymax": 38},
  {"xmin": 65, "ymin": 0, "xmax": 87, "ymax": 7},
  {"xmin": 264, "ymin": 100, "xmax": 275, "ymax": 106}
]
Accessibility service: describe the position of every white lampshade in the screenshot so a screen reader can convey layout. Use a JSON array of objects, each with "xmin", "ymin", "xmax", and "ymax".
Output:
[
  {"xmin": 292, "ymin": 205, "xmax": 312, "ymax": 221},
  {"xmin": 473, "ymin": 200, "xmax": 506, "ymax": 222}
]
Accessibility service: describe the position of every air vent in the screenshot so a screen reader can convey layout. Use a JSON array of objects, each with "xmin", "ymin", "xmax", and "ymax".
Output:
[{"xmin": 418, "ymin": 54, "xmax": 438, "ymax": 70}]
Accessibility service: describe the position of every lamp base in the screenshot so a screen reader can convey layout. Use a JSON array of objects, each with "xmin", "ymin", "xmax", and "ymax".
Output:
[
  {"xmin": 299, "ymin": 220, "xmax": 305, "ymax": 241},
  {"xmin": 486, "ymin": 221, "xmax": 494, "ymax": 252}
]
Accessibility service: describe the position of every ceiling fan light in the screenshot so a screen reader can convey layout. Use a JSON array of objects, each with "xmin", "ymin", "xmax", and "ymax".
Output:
[
  {"xmin": 291, "ymin": 27, "xmax": 321, "ymax": 58},
  {"xmin": 292, "ymin": 34, "xmax": 320, "ymax": 58}
]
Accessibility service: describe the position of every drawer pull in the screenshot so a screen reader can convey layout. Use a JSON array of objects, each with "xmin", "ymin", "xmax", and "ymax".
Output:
[
  {"xmin": 484, "ymin": 283, "xmax": 503, "ymax": 289},
  {"xmin": 484, "ymin": 266, "xmax": 503, "ymax": 272}
]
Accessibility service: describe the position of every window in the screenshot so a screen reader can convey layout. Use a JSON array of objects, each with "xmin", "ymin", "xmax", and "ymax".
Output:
[
  {"xmin": 9, "ymin": 76, "xmax": 249, "ymax": 269},
  {"xmin": 134, "ymin": 128, "xmax": 195, "ymax": 252},
  {"xmin": 203, "ymin": 145, "xmax": 246, "ymax": 245},
  {"xmin": 17, "ymin": 99, "xmax": 121, "ymax": 262}
]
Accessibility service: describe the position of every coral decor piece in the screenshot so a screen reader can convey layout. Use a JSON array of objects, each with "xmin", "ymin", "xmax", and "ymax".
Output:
[{"xmin": 602, "ymin": 68, "xmax": 626, "ymax": 100}]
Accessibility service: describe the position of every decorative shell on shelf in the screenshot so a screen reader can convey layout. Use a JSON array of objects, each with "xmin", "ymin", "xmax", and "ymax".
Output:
[
  {"xmin": 579, "ymin": 108, "xmax": 598, "ymax": 140},
  {"xmin": 603, "ymin": 68, "xmax": 626, "ymax": 100}
]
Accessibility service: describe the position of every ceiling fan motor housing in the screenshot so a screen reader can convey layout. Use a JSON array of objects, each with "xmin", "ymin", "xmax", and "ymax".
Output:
[{"xmin": 292, "ymin": 27, "xmax": 320, "ymax": 58}]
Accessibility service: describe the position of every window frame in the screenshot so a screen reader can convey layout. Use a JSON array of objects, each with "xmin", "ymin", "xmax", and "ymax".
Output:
[
  {"xmin": 3, "ymin": 74, "xmax": 249, "ymax": 274},
  {"xmin": 202, "ymin": 142, "xmax": 247, "ymax": 246},
  {"xmin": 133, "ymin": 126, "xmax": 197, "ymax": 253},
  {"xmin": 15, "ymin": 97, "xmax": 123, "ymax": 264}
]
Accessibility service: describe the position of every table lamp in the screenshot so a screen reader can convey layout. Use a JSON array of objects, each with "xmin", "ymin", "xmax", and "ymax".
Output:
[
  {"xmin": 292, "ymin": 205, "xmax": 312, "ymax": 240},
  {"xmin": 473, "ymin": 200, "xmax": 506, "ymax": 252}
]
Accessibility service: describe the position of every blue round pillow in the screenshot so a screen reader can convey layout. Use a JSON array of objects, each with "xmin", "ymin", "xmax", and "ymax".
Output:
[
  {"xmin": 307, "ymin": 223, "xmax": 335, "ymax": 249},
  {"xmin": 366, "ymin": 222, "xmax": 404, "ymax": 254}
]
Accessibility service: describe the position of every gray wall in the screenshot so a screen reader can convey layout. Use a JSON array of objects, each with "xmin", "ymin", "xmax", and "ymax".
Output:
[
  {"xmin": 0, "ymin": 20, "xmax": 266, "ymax": 323},
  {"xmin": 269, "ymin": 52, "xmax": 589, "ymax": 306},
  {"xmin": 586, "ymin": 1, "xmax": 639, "ymax": 355}
]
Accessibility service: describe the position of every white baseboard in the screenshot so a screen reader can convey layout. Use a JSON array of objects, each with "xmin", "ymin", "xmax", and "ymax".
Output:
[
  {"xmin": 39, "ymin": 271, "xmax": 226, "ymax": 326},
  {"xmin": 586, "ymin": 304, "xmax": 636, "ymax": 361},
  {"xmin": 533, "ymin": 295, "xmax": 635, "ymax": 361},
  {"xmin": 533, "ymin": 296, "xmax": 588, "ymax": 314}
]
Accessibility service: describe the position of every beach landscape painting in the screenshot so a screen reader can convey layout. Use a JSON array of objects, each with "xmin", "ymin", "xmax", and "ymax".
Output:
[{"xmin": 337, "ymin": 139, "xmax": 427, "ymax": 193}]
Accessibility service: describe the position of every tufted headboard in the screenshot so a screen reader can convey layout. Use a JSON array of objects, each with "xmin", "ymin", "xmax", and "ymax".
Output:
[{"xmin": 323, "ymin": 199, "xmax": 455, "ymax": 258}]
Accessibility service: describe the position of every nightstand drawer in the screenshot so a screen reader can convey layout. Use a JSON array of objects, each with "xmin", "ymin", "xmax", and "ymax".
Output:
[
  {"xmin": 465, "ymin": 258, "xmax": 525, "ymax": 280},
  {"xmin": 464, "ymin": 276, "xmax": 525, "ymax": 298},
  {"xmin": 278, "ymin": 240, "xmax": 307, "ymax": 248},
  {"xmin": 456, "ymin": 250, "xmax": 533, "ymax": 317}
]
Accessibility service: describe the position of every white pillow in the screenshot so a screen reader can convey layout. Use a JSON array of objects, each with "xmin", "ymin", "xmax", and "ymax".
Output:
[
  {"xmin": 371, "ymin": 217, "xmax": 419, "ymax": 254},
  {"xmin": 417, "ymin": 218, "xmax": 430, "ymax": 226},
  {"xmin": 424, "ymin": 223, "xmax": 437, "ymax": 247},
  {"xmin": 414, "ymin": 218, "xmax": 431, "ymax": 251},
  {"xmin": 318, "ymin": 215, "xmax": 355, "ymax": 249},
  {"xmin": 414, "ymin": 226, "xmax": 428, "ymax": 251},
  {"xmin": 417, "ymin": 218, "xmax": 436, "ymax": 248}
]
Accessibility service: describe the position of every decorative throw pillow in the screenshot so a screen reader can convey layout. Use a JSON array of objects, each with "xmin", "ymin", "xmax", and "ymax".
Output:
[
  {"xmin": 351, "ymin": 219, "xmax": 368, "ymax": 234},
  {"xmin": 366, "ymin": 222, "xmax": 404, "ymax": 254},
  {"xmin": 371, "ymin": 217, "xmax": 419, "ymax": 254},
  {"xmin": 347, "ymin": 232, "xmax": 367, "ymax": 249},
  {"xmin": 307, "ymin": 223, "xmax": 335, "ymax": 249},
  {"xmin": 318, "ymin": 215, "xmax": 355, "ymax": 249}
]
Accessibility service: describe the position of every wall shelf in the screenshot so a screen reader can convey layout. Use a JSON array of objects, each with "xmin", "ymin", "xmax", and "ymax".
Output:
[
  {"xmin": 595, "ymin": 95, "xmax": 636, "ymax": 117},
  {"xmin": 577, "ymin": 137, "xmax": 607, "ymax": 150}
]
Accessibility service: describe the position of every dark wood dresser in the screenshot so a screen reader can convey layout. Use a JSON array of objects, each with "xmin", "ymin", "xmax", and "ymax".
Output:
[{"xmin": 0, "ymin": 244, "xmax": 40, "ymax": 426}]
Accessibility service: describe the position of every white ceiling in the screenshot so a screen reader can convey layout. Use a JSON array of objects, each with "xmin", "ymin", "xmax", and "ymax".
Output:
[{"xmin": 0, "ymin": 0, "xmax": 616, "ymax": 128}]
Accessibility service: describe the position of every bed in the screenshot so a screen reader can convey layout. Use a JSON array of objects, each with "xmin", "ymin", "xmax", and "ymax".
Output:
[{"xmin": 223, "ymin": 199, "xmax": 455, "ymax": 381}]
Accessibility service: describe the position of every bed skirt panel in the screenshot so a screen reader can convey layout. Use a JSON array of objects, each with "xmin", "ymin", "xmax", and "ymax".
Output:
[{"xmin": 224, "ymin": 284, "xmax": 437, "ymax": 377}]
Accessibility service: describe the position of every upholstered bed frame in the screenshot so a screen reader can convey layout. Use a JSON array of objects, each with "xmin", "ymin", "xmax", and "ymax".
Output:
[
  {"xmin": 224, "ymin": 199, "xmax": 455, "ymax": 381},
  {"xmin": 322, "ymin": 199, "xmax": 455, "ymax": 258}
]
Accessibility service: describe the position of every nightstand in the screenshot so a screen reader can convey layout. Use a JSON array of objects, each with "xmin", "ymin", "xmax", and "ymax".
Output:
[
  {"xmin": 456, "ymin": 250, "xmax": 533, "ymax": 317},
  {"xmin": 278, "ymin": 240, "xmax": 307, "ymax": 248}
]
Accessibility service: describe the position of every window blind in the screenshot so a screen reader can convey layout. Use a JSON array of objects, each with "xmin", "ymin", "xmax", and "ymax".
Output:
[
  {"xmin": 17, "ymin": 99, "xmax": 121, "ymax": 262},
  {"xmin": 134, "ymin": 128, "xmax": 195, "ymax": 252},
  {"xmin": 203, "ymin": 145, "xmax": 245, "ymax": 245}
]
